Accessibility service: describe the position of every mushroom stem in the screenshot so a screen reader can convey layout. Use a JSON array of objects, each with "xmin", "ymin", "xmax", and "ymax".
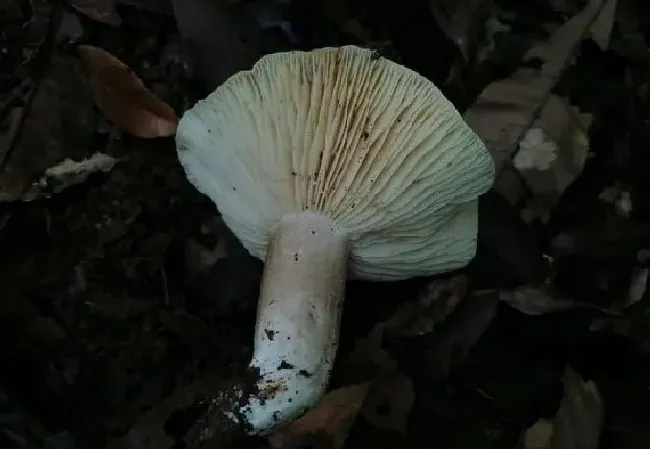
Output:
[{"xmin": 239, "ymin": 211, "xmax": 348, "ymax": 433}]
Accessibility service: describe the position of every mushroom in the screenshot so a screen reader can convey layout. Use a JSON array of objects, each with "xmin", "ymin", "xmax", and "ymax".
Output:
[{"xmin": 175, "ymin": 45, "xmax": 494, "ymax": 434}]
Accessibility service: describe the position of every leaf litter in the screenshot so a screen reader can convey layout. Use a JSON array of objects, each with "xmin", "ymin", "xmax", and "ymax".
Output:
[
  {"xmin": 464, "ymin": 0, "xmax": 616, "ymax": 221},
  {"xmin": 3, "ymin": 0, "xmax": 650, "ymax": 448}
]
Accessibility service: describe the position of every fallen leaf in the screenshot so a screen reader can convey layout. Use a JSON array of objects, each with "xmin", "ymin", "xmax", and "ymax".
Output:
[
  {"xmin": 429, "ymin": 0, "xmax": 493, "ymax": 62},
  {"xmin": 66, "ymin": 0, "xmax": 122, "ymax": 26},
  {"xmin": 464, "ymin": 0, "xmax": 605, "ymax": 218},
  {"xmin": 346, "ymin": 280, "xmax": 496, "ymax": 390},
  {"xmin": 384, "ymin": 276, "xmax": 469, "ymax": 337},
  {"xmin": 340, "ymin": 277, "xmax": 469, "ymax": 382},
  {"xmin": 360, "ymin": 372, "xmax": 414, "ymax": 432},
  {"xmin": 524, "ymin": 0, "xmax": 604, "ymax": 75},
  {"xmin": 518, "ymin": 366, "xmax": 603, "ymax": 449},
  {"xmin": 417, "ymin": 292, "xmax": 499, "ymax": 381},
  {"xmin": 77, "ymin": 45, "xmax": 178, "ymax": 138},
  {"xmin": 20, "ymin": 152, "xmax": 119, "ymax": 201},
  {"xmin": 268, "ymin": 383, "xmax": 371, "ymax": 449},
  {"xmin": 588, "ymin": 0, "xmax": 617, "ymax": 50},
  {"xmin": 499, "ymin": 285, "xmax": 579, "ymax": 315}
]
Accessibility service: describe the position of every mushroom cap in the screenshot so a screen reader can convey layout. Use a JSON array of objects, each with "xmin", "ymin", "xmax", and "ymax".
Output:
[{"xmin": 176, "ymin": 46, "xmax": 494, "ymax": 281}]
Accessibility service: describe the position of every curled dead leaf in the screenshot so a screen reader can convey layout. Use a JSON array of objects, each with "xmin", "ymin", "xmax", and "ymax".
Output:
[
  {"xmin": 268, "ymin": 383, "xmax": 372, "ymax": 449},
  {"xmin": 518, "ymin": 366, "xmax": 603, "ymax": 449},
  {"xmin": 67, "ymin": 0, "xmax": 122, "ymax": 25},
  {"xmin": 77, "ymin": 45, "xmax": 178, "ymax": 138}
]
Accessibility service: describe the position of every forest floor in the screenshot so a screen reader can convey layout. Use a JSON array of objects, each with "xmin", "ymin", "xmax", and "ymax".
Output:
[{"xmin": 2, "ymin": 0, "xmax": 650, "ymax": 448}]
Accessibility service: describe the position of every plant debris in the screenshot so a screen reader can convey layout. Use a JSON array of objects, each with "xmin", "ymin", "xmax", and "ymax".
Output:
[{"xmin": 18, "ymin": 152, "xmax": 119, "ymax": 201}]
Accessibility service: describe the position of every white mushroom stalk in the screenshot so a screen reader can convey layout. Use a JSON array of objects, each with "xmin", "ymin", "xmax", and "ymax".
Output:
[
  {"xmin": 175, "ymin": 45, "xmax": 495, "ymax": 435},
  {"xmin": 241, "ymin": 212, "xmax": 347, "ymax": 431}
]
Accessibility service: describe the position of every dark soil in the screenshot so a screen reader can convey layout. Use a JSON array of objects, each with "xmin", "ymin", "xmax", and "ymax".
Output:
[{"xmin": 2, "ymin": 0, "xmax": 650, "ymax": 448}]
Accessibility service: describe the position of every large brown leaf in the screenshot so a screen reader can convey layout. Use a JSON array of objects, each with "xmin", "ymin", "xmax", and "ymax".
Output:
[{"xmin": 78, "ymin": 45, "xmax": 178, "ymax": 138}]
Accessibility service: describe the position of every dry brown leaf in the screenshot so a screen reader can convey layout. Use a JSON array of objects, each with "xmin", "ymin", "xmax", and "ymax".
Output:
[
  {"xmin": 77, "ymin": 45, "xmax": 178, "ymax": 138},
  {"xmin": 499, "ymin": 285, "xmax": 579, "ymax": 316},
  {"xmin": 385, "ymin": 276, "xmax": 469, "ymax": 336},
  {"xmin": 588, "ymin": 0, "xmax": 617, "ymax": 50},
  {"xmin": 525, "ymin": 0, "xmax": 604, "ymax": 75},
  {"xmin": 67, "ymin": 0, "xmax": 122, "ymax": 25},
  {"xmin": 341, "ymin": 277, "xmax": 469, "ymax": 380},
  {"xmin": 360, "ymin": 372, "xmax": 414, "ymax": 432},
  {"xmin": 429, "ymin": 0, "xmax": 493, "ymax": 61},
  {"xmin": 268, "ymin": 383, "xmax": 372, "ymax": 449},
  {"xmin": 519, "ymin": 366, "xmax": 603, "ymax": 449}
]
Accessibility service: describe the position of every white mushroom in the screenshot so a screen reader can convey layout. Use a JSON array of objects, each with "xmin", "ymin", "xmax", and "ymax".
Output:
[{"xmin": 175, "ymin": 45, "xmax": 494, "ymax": 434}]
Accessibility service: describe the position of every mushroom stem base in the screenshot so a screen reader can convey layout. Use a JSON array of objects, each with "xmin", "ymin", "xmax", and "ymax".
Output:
[{"xmin": 240, "ymin": 212, "xmax": 348, "ymax": 434}]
